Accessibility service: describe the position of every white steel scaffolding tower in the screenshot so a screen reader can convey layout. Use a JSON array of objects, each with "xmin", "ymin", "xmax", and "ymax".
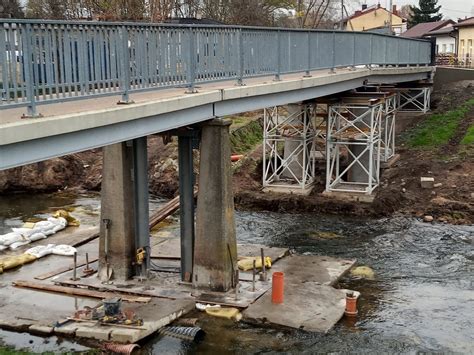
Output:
[
  {"xmin": 326, "ymin": 99, "xmax": 383, "ymax": 194},
  {"xmin": 263, "ymin": 104, "xmax": 316, "ymax": 191},
  {"xmin": 397, "ymin": 86, "xmax": 431, "ymax": 113}
]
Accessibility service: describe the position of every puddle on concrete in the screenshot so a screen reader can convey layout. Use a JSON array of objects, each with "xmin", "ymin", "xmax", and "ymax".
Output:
[{"xmin": 1, "ymin": 194, "xmax": 473, "ymax": 353}]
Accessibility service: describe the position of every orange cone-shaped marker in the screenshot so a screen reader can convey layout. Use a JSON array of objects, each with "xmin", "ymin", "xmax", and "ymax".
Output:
[
  {"xmin": 272, "ymin": 272, "xmax": 284, "ymax": 304},
  {"xmin": 345, "ymin": 292, "xmax": 358, "ymax": 317}
]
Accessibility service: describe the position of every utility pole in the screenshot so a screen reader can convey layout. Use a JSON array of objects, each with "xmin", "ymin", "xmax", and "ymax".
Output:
[
  {"xmin": 388, "ymin": 0, "xmax": 393, "ymax": 34},
  {"xmin": 340, "ymin": 0, "xmax": 344, "ymax": 30}
]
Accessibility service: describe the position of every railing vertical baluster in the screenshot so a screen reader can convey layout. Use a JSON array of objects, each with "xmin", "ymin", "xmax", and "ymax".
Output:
[
  {"xmin": 351, "ymin": 32, "xmax": 356, "ymax": 70},
  {"xmin": 368, "ymin": 34, "xmax": 373, "ymax": 69},
  {"xmin": 396, "ymin": 38, "xmax": 400, "ymax": 67},
  {"xmin": 407, "ymin": 41, "xmax": 411, "ymax": 67},
  {"xmin": 304, "ymin": 31, "xmax": 311, "ymax": 77},
  {"xmin": 22, "ymin": 23, "xmax": 40, "ymax": 118},
  {"xmin": 330, "ymin": 31, "xmax": 336, "ymax": 73},
  {"xmin": 186, "ymin": 26, "xmax": 197, "ymax": 93},
  {"xmin": 237, "ymin": 28, "xmax": 244, "ymax": 86},
  {"xmin": 119, "ymin": 25, "xmax": 132, "ymax": 104},
  {"xmin": 274, "ymin": 29, "xmax": 281, "ymax": 81}
]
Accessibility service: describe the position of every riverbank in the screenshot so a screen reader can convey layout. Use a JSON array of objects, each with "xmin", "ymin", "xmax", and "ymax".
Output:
[{"xmin": 235, "ymin": 81, "xmax": 474, "ymax": 224}]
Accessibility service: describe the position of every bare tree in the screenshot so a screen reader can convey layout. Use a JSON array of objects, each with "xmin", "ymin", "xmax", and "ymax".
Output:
[{"xmin": 0, "ymin": 0, "xmax": 24, "ymax": 18}]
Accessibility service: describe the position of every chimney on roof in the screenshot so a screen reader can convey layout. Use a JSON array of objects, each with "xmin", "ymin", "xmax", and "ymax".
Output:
[
  {"xmin": 355, "ymin": 10, "xmax": 362, "ymax": 16},
  {"xmin": 377, "ymin": 3, "xmax": 381, "ymax": 8},
  {"xmin": 392, "ymin": 5, "xmax": 397, "ymax": 14},
  {"xmin": 362, "ymin": 4, "xmax": 367, "ymax": 10}
]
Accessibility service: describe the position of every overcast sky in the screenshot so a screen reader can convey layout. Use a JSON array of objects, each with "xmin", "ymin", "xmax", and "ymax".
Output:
[{"xmin": 354, "ymin": 0, "xmax": 474, "ymax": 21}]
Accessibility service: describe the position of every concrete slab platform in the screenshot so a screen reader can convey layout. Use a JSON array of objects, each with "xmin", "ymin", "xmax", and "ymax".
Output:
[
  {"xmin": 263, "ymin": 185, "xmax": 314, "ymax": 196},
  {"xmin": 271, "ymin": 254, "xmax": 356, "ymax": 287},
  {"xmin": 243, "ymin": 284, "xmax": 347, "ymax": 333},
  {"xmin": 243, "ymin": 255, "xmax": 356, "ymax": 333},
  {"xmin": 322, "ymin": 190, "xmax": 375, "ymax": 203}
]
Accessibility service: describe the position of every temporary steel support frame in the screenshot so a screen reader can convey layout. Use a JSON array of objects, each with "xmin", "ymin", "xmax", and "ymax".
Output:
[
  {"xmin": 326, "ymin": 102, "xmax": 383, "ymax": 194},
  {"xmin": 397, "ymin": 87, "xmax": 431, "ymax": 113},
  {"xmin": 263, "ymin": 104, "xmax": 316, "ymax": 190},
  {"xmin": 132, "ymin": 136, "xmax": 150, "ymax": 277},
  {"xmin": 176, "ymin": 130, "xmax": 199, "ymax": 283}
]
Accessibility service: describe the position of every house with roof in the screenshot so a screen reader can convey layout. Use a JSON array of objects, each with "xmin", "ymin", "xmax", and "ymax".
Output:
[
  {"xmin": 342, "ymin": 4, "xmax": 407, "ymax": 35},
  {"xmin": 424, "ymin": 23, "xmax": 456, "ymax": 54},
  {"xmin": 455, "ymin": 17, "xmax": 474, "ymax": 66}
]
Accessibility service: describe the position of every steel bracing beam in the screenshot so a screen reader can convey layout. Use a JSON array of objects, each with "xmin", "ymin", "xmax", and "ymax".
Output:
[{"xmin": 397, "ymin": 87, "xmax": 431, "ymax": 113}]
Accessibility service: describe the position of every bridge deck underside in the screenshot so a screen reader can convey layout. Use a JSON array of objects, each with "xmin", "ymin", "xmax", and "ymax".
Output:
[{"xmin": 0, "ymin": 66, "xmax": 432, "ymax": 170}]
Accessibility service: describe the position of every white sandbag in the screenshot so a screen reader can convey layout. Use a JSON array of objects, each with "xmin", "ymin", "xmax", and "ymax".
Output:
[
  {"xmin": 51, "ymin": 244, "xmax": 77, "ymax": 256},
  {"xmin": 57, "ymin": 217, "xmax": 67, "ymax": 227},
  {"xmin": 43, "ymin": 228, "xmax": 56, "ymax": 236},
  {"xmin": 34, "ymin": 220, "xmax": 53, "ymax": 228},
  {"xmin": 0, "ymin": 232, "xmax": 24, "ymax": 246},
  {"xmin": 11, "ymin": 228, "xmax": 36, "ymax": 238},
  {"xmin": 10, "ymin": 239, "xmax": 31, "ymax": 249},
  {"xmin": 52, "ymin": 224, "xmax": 65, "ymax": 233},
  {"xmin": 28, "ymin": 232, "xmax": 47, "ymax": 242},
  {"xmin": 25, "ymin": 244, "xmax": 55, "ymax": 258}
]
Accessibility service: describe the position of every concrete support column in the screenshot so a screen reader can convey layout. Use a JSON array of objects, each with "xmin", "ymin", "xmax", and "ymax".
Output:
[
  {"xmin": 99, "ymin": 142, "xmax": 136, "ymax": 282},
  {"xmin": 178, "ymin": 135, "xmax": 195, "ymax": 283},
  {"xmin": 193, "ymin": 119, "xmax": 237, "ymax": 292}
]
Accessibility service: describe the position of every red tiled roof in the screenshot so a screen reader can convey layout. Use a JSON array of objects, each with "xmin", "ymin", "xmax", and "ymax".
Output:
[
  {"xmin": 456, "ymin": 17, "xmax": 474, "ymax": 27},
  {"xmin": 426, "ymin": 24, "xmax": 454, "ymax": 36},
  {"xmin": 345, "ymin": 5, "xmax": 404, "ymax": 22},
  {"xmin": 401, "ymin": 20, "xmax": 454, "ymax": 38}
]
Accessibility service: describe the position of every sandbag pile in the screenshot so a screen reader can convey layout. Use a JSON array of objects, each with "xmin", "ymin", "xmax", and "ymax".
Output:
[
  {"xmin": 0, "ymin": 210, "xmax": 79, "ymax": 253},
  {"xmin": 0, "ymin": 217, "xmax": 67, "ymax": 252},
  {"xmin": 0, "ymin": 244, "xmax": 77, "ymax": 274}
]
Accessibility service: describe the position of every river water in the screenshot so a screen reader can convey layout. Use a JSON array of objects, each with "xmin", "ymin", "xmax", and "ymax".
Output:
[{"xmin": 0, "ymin": 192, "xmax": 473, "ymax": 354}]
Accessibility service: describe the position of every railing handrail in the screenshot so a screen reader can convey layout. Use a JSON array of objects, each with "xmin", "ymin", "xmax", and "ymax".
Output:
[
  {"xmin": 0, "ymin": 18, "xmax": 431, "ymax": 43},
  {"xmin": 0, "ymin": 18, "xmax": 433, "ymax": 117}
]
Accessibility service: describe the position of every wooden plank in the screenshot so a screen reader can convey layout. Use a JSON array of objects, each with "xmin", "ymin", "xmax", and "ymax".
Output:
[
  {"xmin": 13, "ymin": 280, "xmax": 152, "ymax": 303},
  {"xmin": 34, "ymin": 258, "xmax": 99, "ymax": 280},
  {"xmin": 149, "ymin": 189, "xmax": 198, "ymax": 230}
]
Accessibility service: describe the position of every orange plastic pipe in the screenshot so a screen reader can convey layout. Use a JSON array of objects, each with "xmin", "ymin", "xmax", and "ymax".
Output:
[
  {"xmin": 345, "ymin": 293, "xmax": 358, "ymax": 316},
  {"xmin": 272, "ymin": 272, "xmax": 284, "ymax": 304},
  {"xmin": 231, "ymin": 154, "xmax": 244, "ymax": 162}
]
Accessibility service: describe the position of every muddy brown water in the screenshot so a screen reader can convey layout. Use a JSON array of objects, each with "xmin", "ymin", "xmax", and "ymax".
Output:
[{"xmin": 0, "ymin": 193, "xmax": 473, "ymax": 354}]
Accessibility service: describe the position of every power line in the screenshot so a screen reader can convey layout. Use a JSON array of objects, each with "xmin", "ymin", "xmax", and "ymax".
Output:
[{"xmin": 442, "ymin": 7, "xmax": 473, "ymax": 15}]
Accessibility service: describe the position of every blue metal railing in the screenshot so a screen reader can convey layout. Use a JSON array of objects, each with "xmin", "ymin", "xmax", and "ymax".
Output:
[{"xmin": 0, "ymin": 19, "xmax": 432, "ymax": 116}]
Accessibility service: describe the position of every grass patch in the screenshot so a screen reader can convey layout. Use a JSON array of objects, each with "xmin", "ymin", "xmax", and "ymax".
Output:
[
  {"xmin": 230, "ymin": 119, "xmax": 263, "ymax": 154},
  {"xmin": 406, "ymin": 98, "xmax": 474, "ymax": 148},
  {"xmin": 461, "ymin": 125, "xmax": 474, "ymax": 145}
]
